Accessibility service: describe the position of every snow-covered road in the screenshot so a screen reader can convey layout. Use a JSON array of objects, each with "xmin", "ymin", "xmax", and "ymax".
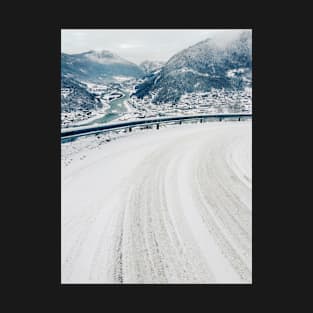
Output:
[{"xmin": 61, "ymin": 121, "xmax": 252, "ymax": 284}]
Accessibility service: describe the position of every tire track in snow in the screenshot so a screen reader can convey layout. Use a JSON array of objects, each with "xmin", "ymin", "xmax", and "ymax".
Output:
[
  {"xmin": 61, "ymin": 122, "xmax": 252, "ymax": 283},
  {"xmin": 191, "ymin": 125, "xmax": 252, "ymax": 282},
  {"xmin": 117, "ymin": 138, "xmax": 215, "ymax": 283}
]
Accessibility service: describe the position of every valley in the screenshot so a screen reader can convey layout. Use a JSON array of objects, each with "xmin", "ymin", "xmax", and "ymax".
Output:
[
  {"xmin": 61, "ymin": 83, "xmax": 252, "ymax": 129},
  {"xmin": 61, "ymin": 30, "xmax": 252, "ymax": 129}
]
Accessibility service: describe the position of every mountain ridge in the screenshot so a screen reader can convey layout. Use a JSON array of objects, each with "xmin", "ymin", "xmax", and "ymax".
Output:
[
  {"xmin": 61, "ymin": 50, "xmax": 144, "ymax": 83},
  {"xmin": 134, "ymin": 30, "xmax": 252, "ymax": 103},
  {"xmin": 140, "ymin": 60, "xmax": 165, "ymax": 74}
]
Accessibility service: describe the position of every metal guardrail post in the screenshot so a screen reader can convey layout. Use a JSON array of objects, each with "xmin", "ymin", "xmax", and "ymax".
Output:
[{"xmin": 61, "ymin": 113, "xmax": 252, "ymax": 140}]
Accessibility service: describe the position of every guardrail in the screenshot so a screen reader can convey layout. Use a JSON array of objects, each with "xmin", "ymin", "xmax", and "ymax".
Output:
[{"xmin": 61, "ymin": 113, "xmax": 252, "ymax": 141}]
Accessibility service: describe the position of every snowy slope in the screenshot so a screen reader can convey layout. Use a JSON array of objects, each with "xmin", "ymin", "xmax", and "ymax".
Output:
[
  {"xmin": 61, "ymin": 121, "xmax": 252, "ymax": 284},
  {"xmin": 140, "ymin": 60, "xmax": 165, "ymax": 74},
  {"xmin": 134, "ymin": 30, "xmax": 252, "ymax": 103},
  {"xmin": 61, "ymin": 75, "xmax": 101, "ymax": 112},
  {"xmin": 61, "ymin": 50, "xmax": 144, "ymax": 83}
]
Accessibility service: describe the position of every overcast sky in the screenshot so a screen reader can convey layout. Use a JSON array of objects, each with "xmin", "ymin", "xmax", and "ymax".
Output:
[{"xmin": 61, "ymin": 29, "xmax": 250, "ymax": 64}]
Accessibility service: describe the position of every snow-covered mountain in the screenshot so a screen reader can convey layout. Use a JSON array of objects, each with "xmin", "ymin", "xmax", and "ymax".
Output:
[
  {"xmin": 140, "ymin": 60, "xmax": 165, "ymax": 74},
  {"xmin": 134, "ymin": 30, "xmax": 252, "ymax": 103},
  {"xmin": 61, "ymin": 75, "xmax": 101, "ymax": 112},
  {"xmin": 61, "ymin": 50, "xmax": 144, "ymax": 83}
]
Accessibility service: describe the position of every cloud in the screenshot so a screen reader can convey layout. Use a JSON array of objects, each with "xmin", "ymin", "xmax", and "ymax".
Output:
[
  {"xmin": 61, "ymin": 29, "xmax": 251, "ymax": 64},
  {"xmin": 119, "ymin": 43, "xmax": 143, "ymax": 49}
]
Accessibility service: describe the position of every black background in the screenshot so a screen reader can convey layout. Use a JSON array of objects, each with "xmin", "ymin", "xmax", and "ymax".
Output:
[{"xmin": 4, "ymin": 1, "xmax": 305, "ymax": 309}]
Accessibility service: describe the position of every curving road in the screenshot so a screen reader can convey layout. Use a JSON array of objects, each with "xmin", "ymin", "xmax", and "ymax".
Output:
[{"xmin": 61, "ymin": 121, "xmax": 252, "ymax": 284}]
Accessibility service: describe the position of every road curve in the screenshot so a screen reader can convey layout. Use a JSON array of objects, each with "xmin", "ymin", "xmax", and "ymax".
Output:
[{"xmin": 61, "ymin": 121, "xmax": 252, "ymax": 283}]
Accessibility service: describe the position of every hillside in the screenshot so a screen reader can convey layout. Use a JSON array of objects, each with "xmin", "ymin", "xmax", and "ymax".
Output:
[
  {"xmin": 61, "ymin": 50, "xmax": 144, "ymax": 83},
  {"xmin": 134, "ymin": 31, "xmax": 252, "ymax": 103}
]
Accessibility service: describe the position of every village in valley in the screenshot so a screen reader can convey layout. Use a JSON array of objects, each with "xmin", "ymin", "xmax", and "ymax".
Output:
[{"xmin": 61, "ymin": 79, "xmax": 252, "ymax": 128}]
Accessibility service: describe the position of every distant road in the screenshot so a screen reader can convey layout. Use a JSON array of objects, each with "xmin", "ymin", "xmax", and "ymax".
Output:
[{"xmin": 62, "ymin": 121, "xmax": 252, "ymax": 283}]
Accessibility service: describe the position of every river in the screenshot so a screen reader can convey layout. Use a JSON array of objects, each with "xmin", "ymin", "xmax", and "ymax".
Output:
[{"xmin": 81, "ymin": 90, "xmax": 130, "ymax": 126}]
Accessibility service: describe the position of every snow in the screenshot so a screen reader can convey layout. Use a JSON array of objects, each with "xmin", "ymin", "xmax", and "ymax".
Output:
[
  {"xmin": 123, "ymin": 99, "xmax": 134, "ymax": 113},
  {"xmin": 62, "ymin": 121, "xmax": 252, "ymax": 284},
  {"xmin": 113, "ymin": 76, "xmax": 132, "ymax": 82},
  {"xmin": 66, "ymin": 113, "xmax": 100, "ymax": 127},
  {"xmin": 174, "ymin": 67, "xmax": 209, "ymax": 77},
  {"xmin": 154, "ymin": 74, "xmax": 161, "ymax": 85},
  {"xmin": 86, "ymin": 50, "xmax": 131, "ymax": 65},
  {"xmin": 61, "ymin": 88, "xmax": 72, "ymax": 98},
  {"xmin": 226, "ymin": 68, "xmax": 246, "ymax": 78}
]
